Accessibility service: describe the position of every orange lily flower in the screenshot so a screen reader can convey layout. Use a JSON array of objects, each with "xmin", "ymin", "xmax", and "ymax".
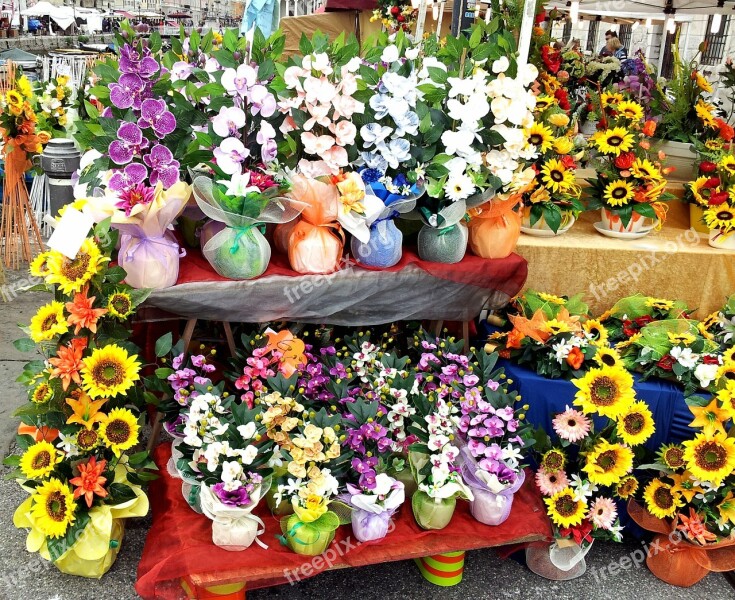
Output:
[
  {"xmin": 676, "ymin": 508, "xmax": 717, "ymax": 545},
  {"xmin": 65, "ymin": 289, "xmax": 107, "ymax": 334},
  {"xmin": 689, "ymin": 397, "xmax": 729, "ymax": 436},
  {"xmin": 17, "ymin": 423, "xmax": 59, "ymax": 443},
  {"xmin": 48, "ymin": 337, "xmax": 88, "ymax": 391},
  {"xmin": 265, "ymin": 330, "xmax": 306, "ymax": 378},
  {"xmin": 69, "ymin": 456, "xmax": 108, "ymax": 508},
  {"xmin": 66, "ymin": 392, "xmax": 107, "ymax": 430}
]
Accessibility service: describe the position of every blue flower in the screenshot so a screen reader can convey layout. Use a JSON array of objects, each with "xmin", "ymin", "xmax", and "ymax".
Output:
[{"xmin": 361, "ymin": 168, "xmax": 383, "ymax": 184}]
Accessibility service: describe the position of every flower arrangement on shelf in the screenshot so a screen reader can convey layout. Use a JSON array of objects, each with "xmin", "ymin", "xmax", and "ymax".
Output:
[
  {"xmin": 532, "ymin": 365, "xmax": 654, "ymax": 574},
  {"xmin": 35, "ymin": 74, "xmax": 75, "ymax": 136},
  {"xmin": 370, "ymin": 0, "xmax": 417, "ymax": 33},
  {"xmin": 586, "ymin": 94, "xmax": 675, "ymax": 237},
  {"xmin": 703, "ymin": 294, "xmax": 735, "ymax": 349},
  {"xmin": 520, "ymin": 103, "xmax": 584, "ymax": 235},
  {"xmin": 631, "ymin": 385, "xmax": 735, "ymax": 586},
  {"xmin": 9, "ymin": 226, "xmax": 154, "ymax": 578},
  {"xmin": 685, "ymin": 149, "xmax": 735, "ymax": 248},
  {"xmin": 599, "ymin": 293, "xmax": 692, "ymax": 345}
]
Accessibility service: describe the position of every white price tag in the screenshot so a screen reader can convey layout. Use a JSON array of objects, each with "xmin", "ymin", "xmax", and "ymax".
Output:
[{"xmin": 47, "ymin": 207, "xmax": 94, "ymax": 259}]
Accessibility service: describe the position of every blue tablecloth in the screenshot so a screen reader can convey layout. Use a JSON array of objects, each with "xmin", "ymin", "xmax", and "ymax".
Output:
[{"xmin": 500, "ymin": 359, "xmax": 692, "ymax": 450}]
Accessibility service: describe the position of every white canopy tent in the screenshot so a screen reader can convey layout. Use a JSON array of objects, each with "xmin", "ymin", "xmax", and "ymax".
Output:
[{"xmin": 20, "ymin": 2, "xmax": 75, "ymax": 30}]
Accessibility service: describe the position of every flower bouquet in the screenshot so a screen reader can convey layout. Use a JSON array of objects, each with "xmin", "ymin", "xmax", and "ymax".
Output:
[
  {"xmin": 10, "ymin": 230, "xmax": 154, "ymax": 578},
  {"xmin": 36, "ymin": 74, "xmax": 75, "ymax": 136},
  {"xmin": 344, "ymin": 473, "xmax": 405, "ymax": 543},
  {"xmin": 414, "ymin": 21, "xmax": 538, "ymax": 262},
  {"xmin": 688, "ymin": 154, "xmax": 735, "ymax": 249},
  {"xmin": 599, "ymin": 293, "xmax": 692, "ymax": 345},
  {"xmin": 528, "ymin": 365, "xmax": 651, "ymax": 579},
  {"xmin": 370, "ymin": 0, "xmax": 417, "ymax": 33},
  {"xmin": 631, "ymin": 388, "xmax": 735, "ymax": 586},
  {"xmin": 586, "ymin": 95, "xmax": 674, "ymax": 237},
  {"xmin": 703, "ymin": 294, "xmax": 735, "ymax": 349},
  {"xmin": 353, "ymin": 35, "xmax": 427, "ymax": 267}
]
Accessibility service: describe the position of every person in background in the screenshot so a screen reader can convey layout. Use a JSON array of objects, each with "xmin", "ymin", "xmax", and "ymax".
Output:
[
  {"xmin": 599, "ymin": 29, "xmax": 617, "ymax": 57},
  {"xmin": 607, "ymin": 36, "xmax": 628, "ymax": 60}
]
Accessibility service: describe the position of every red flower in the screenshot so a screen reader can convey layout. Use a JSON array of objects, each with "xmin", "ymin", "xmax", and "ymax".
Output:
[
  {"xmin": 614, "ymin": 152, "xmax": 635, "ymax": 169},
  {"xmin": 699, "ymin": 161, "xmax": 717, "ymax": 173},
  {"xmin": 542, "ymin": 46, "xmax": 562, "ymax": 74},
  {"xmin": 554, "ymin": 88, "xmax": 570, "ymax": 110},
  {"xmin": 709, "ymin": 191, "xmax": 729, "ymax": 206},
  {"xmin": 560, "ymin": 520, "xmax": 594, "ymax": 546},
  {"xmin": 390, "ymin": 5, "xmax": 400, "ymax": 15},
  {"xmin": 716, "ymin": 118, "xmax": 735, "ymax": 142},
  {"xmin": 622, "ymin": 319, "xmax": 638, "ymax": 338},
  {"xmin": 560, "ymin": 155, "xmax": 576, "ymax": 169},
  {"xmin": 657, "ymin": 355, "xmax": 675, "ymax": 371},
  {"xmin": 704, "ymin": 177, "xmax": 721, "ymax": 189},
  {"xmin": 703, "ymin": 355, "xmax": 721, "ymax": 365},
  {"xmin": 396, "ymin": 14, "xmax": 405, "ymax": 21},
  {"xmin": 635, "ymin": 315, "xmax": 653, "ymax": 327}
]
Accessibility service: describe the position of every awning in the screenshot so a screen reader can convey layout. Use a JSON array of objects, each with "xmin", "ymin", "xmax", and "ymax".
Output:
[{"xmin": 168, "ymin": 11, "xmax": 192, "ymax": 18}]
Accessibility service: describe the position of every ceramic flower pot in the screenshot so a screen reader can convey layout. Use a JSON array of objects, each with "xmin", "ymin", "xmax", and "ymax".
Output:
[
  {"xmin": 351, "ymin": 219, "xmax": 403, "ymax": 268},
  {"xmin": 600, "ymin": 208, "xmax": 655, "ymax": 234},
  {"xmin": 468, "ymin": 470, "xmax": 525, "ymax": 526},
  {"xmin": 525, "ymin": 541, "xmax": 590, "ymax": 581},
  {"xmin": 709, "ymin": 229, "xmax": 735, "ymax": 250},
  {"xmin": 417, "ymin": 223, "xmax": 468, "ymax": 264},
  {"xmin": 412, "ymin": 491, "xmax": 456, "ymax": 530},
  {"xmin": 520, "ymin": 207, "xmax": 575, "ymax": 236},
  {"xmin": 689, "ymin": 204, "xmax": 709, "ymax": 234}
]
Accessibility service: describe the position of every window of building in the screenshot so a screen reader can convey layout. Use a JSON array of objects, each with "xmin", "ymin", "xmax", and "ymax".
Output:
[
  {"xmin": 562, "ymin": 19, "xmax": 572, "ymax": 43},
  {"xmin": 702, "ymin": 15, "xmax": 729, "ymax": 65},
  {"xmin": 586, "ymin": 19, "xmax": 600, "ymax": 52},
  {"xmin": 618, "ymin": 24, "xmax": 632, "ymax": 49}
]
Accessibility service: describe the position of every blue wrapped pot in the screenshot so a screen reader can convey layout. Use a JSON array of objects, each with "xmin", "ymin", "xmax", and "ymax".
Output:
[{"xmin": 351, "ymin": 219, "xmax": 403, "ymax": 268}]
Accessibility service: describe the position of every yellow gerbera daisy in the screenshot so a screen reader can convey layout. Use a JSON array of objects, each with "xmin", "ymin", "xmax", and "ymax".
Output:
[
  {"xmin": 99, "ymin": 407, "xmax": 140, "ymax": 457},
  {"xmin": 594, "ymin": 347, "xmax": 622, "ymax": 368},
  {"xmin": 631, "ymin": 158, "xmax": 662, "ymax": 181},
  {"xmin": 29, "ymin": 251, "xmax": 52, "ymax": 279},
  {"xmin": 683, "ymin": 431, "xmax": 735, "ymax": 485},
  {"xmin": 545, "ymin": 487, "xmax": 587, "ymax": 528},
  {"xmin": 31, "ymin": 382, "xmax": 53, "ymax": 404},
  {"xmin": 603, "ymin": 180, "xmax": 635, "ymax": 206},
  {"xmin": 704, "ymin": 203, "xmax": 735, "ymax": 233},
  {"xmin": 540, "ymin": 158, "xmax": 575, "ymax": 193},
  {"xmin": 601, "ymin": 92, "xmax": 623, "ymax": 108},
  {"xmin": 583, "ymin": 319, "xmax": 608, "ymax": 345},
  {"xmin": 45, "ymin": 238, "xmax": 105, "ymax": 295},
  {"xmin": 19, "ymin": 441, "xmax": 61, "ymax": 480},
  {"xmin": 544, "ymin": 319, "xmax": 572, "ymax": 336},
  {"xmin": 31, "ymin": 478, "xmax": 77, "ymax": 539},
  {"xmin": 695, "ymin": 99, "xmax": 718, "ymax": 129},
  {"xmin": 572, "ymin": 366, "xmax": 635, "ymax": 418},
  {"xmin": 548, "ymin": 113, "xmax": 570, "ymax": 128},
  {"xmin": 107, "ymin": 291, "xmax": 134, "ymax": 319},
  {"xmin": 643, "ymin": 479, "xmax": 683, "ymax": 519},
  {"xmin": 594, "ymin": 127, "xmax": 635, "ymax": 156},
  {"xmin": 81, "ymin": 344, "xmax": 141, "ymax": 399},
  {"xmin": 5, "ymin": 89, "xmax": 22, "ymax": 107},
  {"xmin": 616, "ymin": 401, "xmax": 655, "ymax": 446},
  {"xmin": 29, "ymin": 301, "xmax": 68, "ymax": 343},
  {"xmin": 552, "ymin": 137, "xmax": 574, "ymax": 155},
  {"xmin": 720, "ymin": 155, "xmax": 735, "ymax": 175},
  {"xmin": 657, "ymin": 443, "xmax": 686, "ymax": 470},
  {"xmin": 527, "ymin": 123, "xmax": 555, "ymax": 153},
  {"xmin": 616, "ymin": 100, "xmax": 644, "ymax": 121},
  {"xmin": 615, "ymin": 475, "xmax": 639, "ymax": 499},
  {"xmin": 583, "ymin": 439, "xmax": 634, "ymax": 486}
]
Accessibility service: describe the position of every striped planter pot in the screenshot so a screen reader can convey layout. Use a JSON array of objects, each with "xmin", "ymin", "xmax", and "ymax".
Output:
[{"xmin": 414, "ymin": 551, "xmax": 466, "ymax": 586}]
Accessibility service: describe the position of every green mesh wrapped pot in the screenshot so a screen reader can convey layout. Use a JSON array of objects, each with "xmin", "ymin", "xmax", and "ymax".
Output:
[
  {"xmin": 412, "ymin": 491, "xmax": 456, "ymax": 530},
  {"xmin": 282, "ymin": 511, "xmax": 339, "ymax": 556},
  {"xmin": 417, "ymin": 223, "xmax": 468, "ymax": 264}
]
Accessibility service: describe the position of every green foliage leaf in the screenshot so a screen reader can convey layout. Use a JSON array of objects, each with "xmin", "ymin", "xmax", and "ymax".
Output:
[
  {"xmin": 13, "ymin": 338, "xmax": 36, "ymax": 353},
  {"xmin": 155, "ymin": 332, "xmax": 173, "ymax": 358}
]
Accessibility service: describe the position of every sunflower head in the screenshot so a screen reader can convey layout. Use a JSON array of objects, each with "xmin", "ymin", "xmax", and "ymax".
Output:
[
  {"xmin": 45, "ymin": 239, "xmax": 105, "ymax": 295},
  {"xmin": 29, "ymin": 252, "xmax": 52, "ymax": 279},
  {"xmin": 31, "ymin": 382, "xmax": 53, "ymax": 404},
  {"xmin": 107, "ymin": 291, "xmax": 134, "ymax": 319},
  {"xmin": 572, "ymin": 366, "xmax": 635, "ymax": 418},
  {"xmin": 534, "ymin": 95, "xmax": 555, "ymax": 112},
  {"xmin": 81, "ymin": 344, "xmax": 141, "ymax": 399},
  {"xmin": 631, "ymin": 159, "xmax": 662, "ymax": 181},
  {"xmin": 76, "ymin": 427, "xmax": 100, "ymax": 452},
  {"xmin": 683, "ymin": 432, "xmax": 735, "ymax": 485},
  {"xmin": 720, "ymin": 155, "xmax": 735, "ymax": 175},
  {"xmin": 544, "ymin": 487, "xmax": 587, "ymax": 528},
  {"xmin": 538, "ymin": 292, "xmax": 566, "ymax": 305},
  {"xmin": 541, "ymin": 158, "xmax": 575, "ymax": 193},
  {"xmin": 541, "ymin": 449, "xmax": 566, "ymax": 473},
  {"xmin": 29, "ymin": 301, "xmax": 68, "ymax": 343},
  {"xmin": 31, "ymin": 478, "xmax": 77, "ymax": 539},
  {"xmin": 603, "ymin": 180, "xmax": 635, "ymax": 207},
  {"xmin": 667, "ymin": 331, "xmax": 696, "ymax": 346},
  {"xmin": 616, "ymin": 401, "xmax": 655, "ymax": 446},
  {"xmin": 616, "ymin": 100, "xmax": 644, "ymax": 122},
  {"xmin": 615, "ymin": 475, "xmax": 639, "ymax": 499},
  {"xmin": 5, "ymin": 89, "xmax": 22, "ymax": 107},
  {"xmin": 583, "ymin": 439, "xmax": 634, "ymax": 486},
  {"xmin": 526, "ymin": 122, "xmax": 555, "ymax": 153},
  {"xmin": 601, "ymin": 92, "xmax": 623, "ymax": 108},
  {"xmin": 705, "ymin": 203, "xmax": 735, "ymax": 233},
  {"xmin": 583, "ymin": 319, "xmax": 608, "ymax": 345},
  {"xmin": 643, "ymin": 479, "xmax": 683, "ymax": 519},
  {"xmin": 594, "ymin": 347, "xmax": 622, "ymax": 368},
  {"xmin": 716, "ymin": 360, "xmax": 735, "ymax": 386},
  {"xmin": 594, "ymin": 127, "xmax": 634, "ymax": 157},
  {"xmin": 544, "ymin": 319, "xmax": 572, "ymax": 336},
  {"xmin": 99, "ymin": 407, "xmax": 140, "ymax": 457},
  {"xmin": 19, "ymin": 441, "xmax": 61, "ymax": 480},
  {"xmin": 657, "ymin": 443, "xmax": 686, "ymax": 470}
]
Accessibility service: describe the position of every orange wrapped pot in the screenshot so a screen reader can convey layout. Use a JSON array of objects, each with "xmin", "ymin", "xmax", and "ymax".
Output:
[
  {"xmin": 288, "ymin": 174, "xmax": 340, "ymax": 226},
  {"xmin": 274, "ymin": 220, "xmax": 298, "ymax": 255},
  {"xmin": 468, "ymin": 198, "xmax": 521, "ymax": 259},
  {"xmin": 287, "ymin": 220, "xmax": 345, "ymax": 274}
]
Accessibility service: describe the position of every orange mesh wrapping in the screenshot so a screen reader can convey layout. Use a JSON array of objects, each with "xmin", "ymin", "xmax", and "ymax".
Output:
[{"xmin": 467, "ymin": 197, "xmax": 521, "ymax": 259}]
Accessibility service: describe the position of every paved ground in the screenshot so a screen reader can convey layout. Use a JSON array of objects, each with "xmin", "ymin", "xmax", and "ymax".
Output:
[{"xmin": 0, "ymin": 269, "xmax": 732, "ymax": 599}]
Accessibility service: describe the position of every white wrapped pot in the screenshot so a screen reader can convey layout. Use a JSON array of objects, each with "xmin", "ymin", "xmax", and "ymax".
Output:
[{"xmin": 199, "ymin": 483, "xmax": 268, "ymax": 551}]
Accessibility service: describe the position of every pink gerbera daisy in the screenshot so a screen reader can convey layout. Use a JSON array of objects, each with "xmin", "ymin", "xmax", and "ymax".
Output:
[
  {"xmin": 535, "ymin": 467, "xmax": 569, "ymax": 496},
  {"xmin": 552, "ymin": 406, "xmax": 592, "ymax": 442},
  {"xmin": 588, "ymin": 496, "xmax": 617, "ymax": 530}
]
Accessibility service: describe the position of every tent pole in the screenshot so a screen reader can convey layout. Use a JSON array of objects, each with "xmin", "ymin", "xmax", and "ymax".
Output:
[
  {"xmin": 516, "ymin": 0, "xmax": 536, "ymax": 65},
  {"xmin": 415, "ymin": 0, "xmax": 428, "ymax": 40}
]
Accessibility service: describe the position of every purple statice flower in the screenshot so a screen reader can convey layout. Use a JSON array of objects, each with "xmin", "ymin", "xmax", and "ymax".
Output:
[
  {"xmin": 143, "ymin": 144, "xmax": 180, "ymax": 188},
  {"xmin": 115, "ymin": 183, "xmax": 155, "ymax": 216},
  {"xmin": 212, "ymin": 483, "xmax": 251, "ymax": 507},
  {"xmin": 138, "ymin": 99, "xmax": 176, "ymax": 138},
  {"xmin": 109, "ymin": 122, "xmax": 148, "ymax": 165},
  {"xmin": 109, "ymin": 163, "xmax": 148, "ymax": 192},
  {"xmin": 109, "ymin": 73, "xmax": 146, "ymax": 110}
]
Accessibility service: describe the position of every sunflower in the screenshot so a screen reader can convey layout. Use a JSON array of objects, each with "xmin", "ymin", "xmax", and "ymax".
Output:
[
  {"xmin": 643, "ymin": 479, "xmax": 683, "ymax": 519},
  {"xmin": 583, "ymin": 319, "xmax": 608, "ymax": 345},
  {"xmin": 81, "ymin": 344, "xmax": 141, "ymax": 399},
  {"xmin": 99, "ymin": 407, "xmax": 140, "ymax": 457},
  {"xmin": 544, "ymin": 319, "xmax": 572, "ymax": 336},
  {"xmin": 541, "ymin": 449, "xmax": 566, "ymax": 472},
  {"xmin": 526, "ymin": 123, "xmax": 554, "ymax": 153},
  {"xmin": 583, "ymin": 440, "xmax": 634, "ymax": 486},
  {"xmin": 603, "ymin": 180, "xmax": 635, "ymax": 206},
  {"xmin": 615, "ymin": 475, "xmax": 639, "ymax": 499},
  {"xmin": 593, "ymin": 347, "xmax": 622, "ymax": 369},
  {"xmin": 683, "ymin": 432, "xmax": 735, "ymax": 485},
  {"xmin": 716, "ymin": 360, "xmax": 735, "ymax": 384},
  {"xmin": 545, "ymin": 487, "xmax": 587, "ymax": 528},
  {"xmin": 572, "ymin": 366, "xmax": 635, "ymax": 418},
  {"xmin": 538, "ymin": 292, "xmax": 566, "ymax": 305},
  {"xmin": 616, "ymin": 100, "xmax": 644, "ymax": 121},
  {"xmin": 31, "ymin": 478, "xmax": 77, "ymax": 539},
  {"xmin": 695, "ymin": 99, "xmax": 718, "ymax": 129},
  {"xmin": 19, "ymin": 441, "xmax": 61, "ymax": 480},
  {"xmin": 631, "ymin": 158, "xmax": 662, "ymax": 181},
  {"xmin": 657, "ymin": 443, "xmax": 686, "ymax": 470},
  {"xmin": 31, "ymin": 382, "xmax": 53, "ymax": 404},
  {"xmin": 76, "ymin": 427, "xmax": 100, "ymax": 452},
  {"xmin": 705, "ymin": 204, "xmax": 735, "ymax": 233},
  {"xmin": 616, "ymin": 401, "xmax": 655, "ymax": 446},
  {"xmin": 540, "ymin": 158, "xmax": 575, "ymax": 193},
  {"xmin": 695, "ymin": 72, "xmax": 713, "ymax": 93},
  {"xmin": 667, "ymin": 331, "xmax": 696, "ymax": 346},
  {"xmin": 706, "ymin": 139, "xmax": 724, "ymax": 151},
  {"xmin": 600, "ymin": 92, "xmax": 623, "ymax": 108},
  {"xmin": 29, "ymin": 301, "xmax": 68, "ymax": 343},
  {"xmin": 5, "ymin": 89, "xmax": 22, "ymax": 107},
  {"xmin": 534, "ymin": 95, "xmax": 555, "ymax": 111},
  {"xmin": 29, "ymin": 252, "xmax": 52, "ymax": 278},
  {"xmin": 688, "ymin": 176, "xmax": 711, "ymax": 207},
  {"xmin": 45, "ymin": 238, "xmax": 105, "ymax": 295},
  {"xmin": 107, "ymin": 291, "xmax": 134, "ymax": 319},
  {"xmin": 717, "ymin": 380, "xmax": 735, "ymax": 420},
  {"xmin": 594, "ymin": 128, "xmax": 635, "ymax": 156},
  {"xmin": 720, "ymin": 155, "xmax": 735, "ymax": 175},
  {"xmin": 723, "ymin": 347, "xmax": 735, "ymax": 363}
]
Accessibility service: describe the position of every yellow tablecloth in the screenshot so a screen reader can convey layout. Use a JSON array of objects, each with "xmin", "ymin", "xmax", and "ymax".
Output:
[{"xmin": 515, "ymin": 197, "xmax": 735, "ymax": 317}]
